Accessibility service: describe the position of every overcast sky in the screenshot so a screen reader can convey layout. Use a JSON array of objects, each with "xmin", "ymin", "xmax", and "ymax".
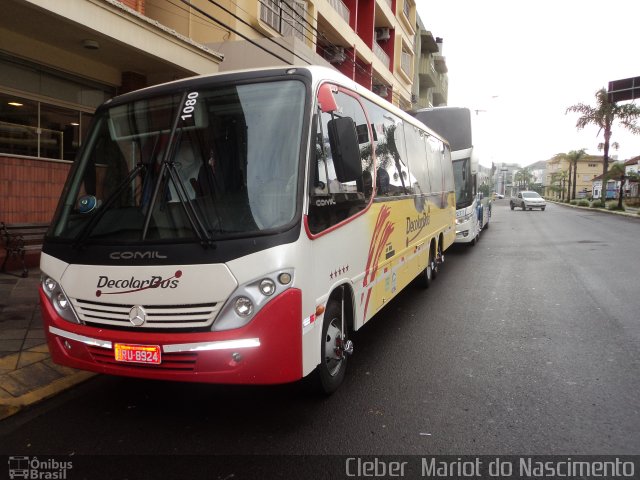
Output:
[{"xmin": 415, "ymin": 0, "xmax": 640, "ymax": 167}]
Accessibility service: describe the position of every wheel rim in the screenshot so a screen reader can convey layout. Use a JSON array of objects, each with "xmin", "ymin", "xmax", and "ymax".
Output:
[{"xmin": 324, "ymin": 318, "xmax": 344, "ymax": 377}]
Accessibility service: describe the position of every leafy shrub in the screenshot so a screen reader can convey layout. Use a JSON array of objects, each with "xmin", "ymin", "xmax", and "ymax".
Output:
[
  {"xmin": 607, "ymin": 204, "xmax": 625, "ymax": 211},
  {"xmin": 577, "ymin": 200, "xmax": 589, "ymax": 207}
]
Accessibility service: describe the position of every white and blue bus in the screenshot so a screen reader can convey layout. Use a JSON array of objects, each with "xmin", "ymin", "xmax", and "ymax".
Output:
[
  {"xmin": 413, "ymin": 106, "xmax": 490, "ymax": 245},
  {"xmin": 40, "ymin": 66, "xmax": 455, "ymax": 393}
]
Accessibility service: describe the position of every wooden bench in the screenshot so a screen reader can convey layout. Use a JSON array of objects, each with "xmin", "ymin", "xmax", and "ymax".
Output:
[{"xmin": 1, "ymin": 222, "xmax": 49, "ymax": 277}]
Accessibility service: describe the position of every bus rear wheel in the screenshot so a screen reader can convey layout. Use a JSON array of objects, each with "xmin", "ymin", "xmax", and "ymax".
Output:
[
  {"xmin": 433, "ymin": 242, "xmax": 443, "ymax": 279},
  {"xmin": 417, "ymin": 247, "xmax": 435, "ymax": 288},
  {"xmin": 313, "ymin": 300, "xmax": 350, "ymax": 394}
]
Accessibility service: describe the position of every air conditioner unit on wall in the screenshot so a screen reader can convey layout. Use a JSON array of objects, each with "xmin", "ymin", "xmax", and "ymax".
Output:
[
  {"xmin": 328, "ymin": 47, "xmax": 346, "ymax": 64},
  {"xmin": 376, "ymin": 28, "xmax": 390, "ymax": 41},
  {"xmin": 373, "ymin": 85, "xmax": 388, "ymax": 97}
]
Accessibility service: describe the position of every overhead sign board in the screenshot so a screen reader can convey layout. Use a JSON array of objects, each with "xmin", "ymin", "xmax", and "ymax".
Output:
[{"xmin": 608, "ymin": 76, "xmax": 640, "ymax": 102}]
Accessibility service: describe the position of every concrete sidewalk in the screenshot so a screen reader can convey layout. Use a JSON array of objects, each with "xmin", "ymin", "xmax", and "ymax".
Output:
[{"xmin": 0, "ymin": 268, "xmax": 93, "ymax": 420}]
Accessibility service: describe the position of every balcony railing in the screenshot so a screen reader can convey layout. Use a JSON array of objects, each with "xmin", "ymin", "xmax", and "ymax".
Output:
[
  {"xmin": 327, "ymin": 0, "xmax": 350, "ymax": 24},
  {"xmin": 373, "ymin": 42, "xmax": 390, "ymax": 69}
]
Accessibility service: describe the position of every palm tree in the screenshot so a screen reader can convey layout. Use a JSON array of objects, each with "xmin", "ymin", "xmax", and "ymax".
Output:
[
  {"xmin": 607, "ymin": 162, "xmax": 627, "ymax": 210},
  {"xmin": 566, "ymin": 88, "xmax": 640, "ymax": 205},
  {"xmin": 554, "ymin": 149, "xmax": 587, "ymax": 201},
  {"xmin": 514, "ymin": 167, "xmax": 533, "ymax": 191},
  {"xmin": 549, "ymin": 170, "xmax": 568, "ymax": 200}
]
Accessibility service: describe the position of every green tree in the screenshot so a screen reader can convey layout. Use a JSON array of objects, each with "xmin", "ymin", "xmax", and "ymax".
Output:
[
  {"xmin": 554, "ymin": 149, "xmax": 588, "ymax": 201},
  {"xmin": 606, "ymin": 162, "xmax": 627, "ymax": 210},
  {"xmin": 514, "ymin": 167, "xmax": 533, "ymax": 191},
  {"xmin": 479, "ymin": 182, "xmax": 491, "ymax": 197},
  {"xmin": 566, "ymin": 88, "xmax": 640, "ymax": 205},
  {"xmin": 549, "ymin": 170, "xmax": 569, "ymax": 201}
]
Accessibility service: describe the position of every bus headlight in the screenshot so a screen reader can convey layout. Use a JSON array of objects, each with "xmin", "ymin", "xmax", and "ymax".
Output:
[
  {"xmin": 41, "ymin": 274, "xmax": 80, "ymax": 324},
  {"xmin": 456, "ymin": 212, "xmax": 473, "ymax": 225},
  {"xmin": 213, "ymin": 268, "xmax": 294, "ymax": 331},
  {"xmin": 44, "ymin": 277, "xmax": 57, "ymax": 293},
  {"xmin": 259, "ymin": 278, "xmax": 276, "ymax": 296},
  {"xmin": 234, "ymin": 296, "xmax": 253, "ymax": 317}
]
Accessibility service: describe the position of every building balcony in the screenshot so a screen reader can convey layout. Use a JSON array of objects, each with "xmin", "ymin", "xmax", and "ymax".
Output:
[
  {"xmin": 373, "ymin": 42, "xmax": 390, "ymax": 70},
  {"xmin": 434, "ymin": 54, "xmax": 448, "ymax": 73},
  {"xmin": 418, "ymin": 56, "xmax": 437, "ymax": 87},
  {"xmin": 375, "ymin": 0, "xmax": 395, "ymax": 27},
  {"xmin": 420, "ymin": 30, "xmax": 439, "ymax": 54},
  {"xmin": 432, "ymin": 75, "xmax": 448, "ymax": 106},
  {"xmin": 327, "ymin": 0, "xmax": 350, "ymax": 25}
]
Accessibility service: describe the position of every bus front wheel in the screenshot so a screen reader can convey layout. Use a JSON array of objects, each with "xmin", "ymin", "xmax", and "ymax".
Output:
[{"xmin": 313, "ymin": 300, "xmax": 350, "ymax": 394}]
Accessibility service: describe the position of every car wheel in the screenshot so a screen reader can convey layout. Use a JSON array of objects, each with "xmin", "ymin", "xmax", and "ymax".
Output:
[
  {"xmin": 510, "ymin": 203, "xmax": 514, "ymax": 210},
  {"xmin": 541, "ymin": 207, "xmax": 545, "ymax": 211}
]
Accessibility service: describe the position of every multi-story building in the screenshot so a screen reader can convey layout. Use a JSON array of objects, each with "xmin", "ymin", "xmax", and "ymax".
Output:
[
  {"xmin": 411, "ymin": 15, "xmax": 448, "ymax": 109},
  {"xmin": 1, "ymin": 0, "xmax": 447, "ymax": 224},
  {"xmin": 149, "ymin": 0, "xmax": 447, "ymax": 110},
  {"xmin": 493, "ymin": 162, "xmax": 519, "ymax": 197},
  {"xmin": 526, "ymin": 160, "xmax": 546, "ymax": 188},
  {"xmin": 544, "ymin": 154, "xmax": 604, "ymax": 200},
  {"xmin": 624, "ymin": 156, "xmax": 640, "ymax": 198},
  {"xmin": 1, "ymin": 0, "xmax": 224, "ymax": 222}
]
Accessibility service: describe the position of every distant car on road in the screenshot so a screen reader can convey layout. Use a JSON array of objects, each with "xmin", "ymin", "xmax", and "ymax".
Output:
[
  {"xmin": 510, "ymin": 191, "xmax": 546, "ymax": 211},
  {"xmin": 495, "ymin": 193, "xmax": 504, "ymax": 199}
]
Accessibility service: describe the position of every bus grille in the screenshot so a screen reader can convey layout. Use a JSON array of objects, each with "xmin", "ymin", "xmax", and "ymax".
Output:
[
  {"xmin": 70, "ymin": 298, "xmax": 220, "ymax": 330},
  {"xmin": 88, "ymin": 346, "xmax": 197, "ymax": 372}
]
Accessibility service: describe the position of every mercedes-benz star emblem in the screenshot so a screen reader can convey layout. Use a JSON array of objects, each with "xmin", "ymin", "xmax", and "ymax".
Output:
[{"xmin": 128, "ymin": 305, "xmax": 147, "ymax": 327}]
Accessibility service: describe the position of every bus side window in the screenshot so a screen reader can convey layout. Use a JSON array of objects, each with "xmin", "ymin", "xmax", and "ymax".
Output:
[
  {"xmin": 404, "ymin": 126, "xmax": 431, "ymax": 196},
  {"xmin": 308, "ymin": 87, "xmax": 372, "ymax": 234}
]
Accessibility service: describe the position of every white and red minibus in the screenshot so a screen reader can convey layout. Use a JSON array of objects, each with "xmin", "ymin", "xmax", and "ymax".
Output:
[{"xmin": 40, "ymin": 66, "xmax": 455, "ymax": 393}]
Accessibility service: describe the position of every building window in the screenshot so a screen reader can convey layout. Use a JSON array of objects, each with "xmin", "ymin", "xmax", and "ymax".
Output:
[
  {"xmin": 401, "ymin": 48, "xmax": 412, "ymax": 76},
  {"xmin": 0, "ymin": 56, "xmax": 114, "ymax": 161},
  {"xmin": 0, "ymin": 91, "xmax": 91, "ymax": 161},
  {"xmin": 259, "ymin": 0, "xmax": 307, "ymax": 41},
  {"xmin": 403, "ymin": 0, "xmax": 411, "ymax": 19}
]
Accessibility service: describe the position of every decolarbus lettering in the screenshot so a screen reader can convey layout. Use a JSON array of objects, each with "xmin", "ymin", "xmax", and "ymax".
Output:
[{"xmin": 96, "ymin": 275, "xmax": 179, "ymax": 289}]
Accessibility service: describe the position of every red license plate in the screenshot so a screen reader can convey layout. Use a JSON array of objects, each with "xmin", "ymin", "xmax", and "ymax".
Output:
[{"xmin": 114, "ymin": 343, "xmax": 162, "ymax": 365}]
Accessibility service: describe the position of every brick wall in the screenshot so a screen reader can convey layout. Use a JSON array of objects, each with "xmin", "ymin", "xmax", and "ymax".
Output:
[
  {"xmin": 120, "ymin": 0, "xmax": 145, "ymax": 14},
  {"xmin": 0, "ymin": 155, "xmax": 71, "ymax": 224}
]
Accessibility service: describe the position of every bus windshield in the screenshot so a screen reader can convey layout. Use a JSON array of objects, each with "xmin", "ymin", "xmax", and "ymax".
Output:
[
  {"xmin": 50, "ymin": 79, "xmax": 306, "ymax": 243},
  {"xmin": 453, "ymin": 157, "xmax": 473, "ymax": 209}
]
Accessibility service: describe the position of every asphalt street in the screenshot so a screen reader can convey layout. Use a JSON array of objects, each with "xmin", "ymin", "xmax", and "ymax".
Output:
[{"xmin": 1, "ymin": 201, "xmax": 638, "ymax": 477}]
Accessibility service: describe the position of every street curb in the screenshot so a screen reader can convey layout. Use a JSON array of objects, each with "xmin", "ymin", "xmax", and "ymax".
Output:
[
  {"xmin": 0, "ymin": 371, "xmax": 95, "ymax": 420},
  {"xmin": 548, "ymin": 200, "xmax": 640, "ymax": 219}
]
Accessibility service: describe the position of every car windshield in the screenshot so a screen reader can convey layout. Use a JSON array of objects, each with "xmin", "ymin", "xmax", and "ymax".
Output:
[
  {"xmin": 522, "ymin": 192, "xmax": 541, "ymax": 198},
  {"xmin": 49, "ymin": 80, "xmax": 306, "ymax": 243}
]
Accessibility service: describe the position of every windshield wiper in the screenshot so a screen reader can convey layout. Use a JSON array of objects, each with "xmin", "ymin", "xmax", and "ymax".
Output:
[
  {"xmin": 141, "ymin": 91, "xmax": 215, "ymax": 248},
  {"xmin": 73, "ymin": 162, "xmax": 146, "ymax": 249}
]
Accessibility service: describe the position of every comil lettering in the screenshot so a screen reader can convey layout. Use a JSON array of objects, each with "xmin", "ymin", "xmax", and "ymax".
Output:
[
  {"xmin": 109, "ymin": 251, "xmax": 167, "ymax": 260},
  {"xmin": 96, "ymin": 275, "xmax": 179, "ymax": 290},
  {"xmin": 315, "ymin": 198, "xmax": 336, "ymax": 207}
]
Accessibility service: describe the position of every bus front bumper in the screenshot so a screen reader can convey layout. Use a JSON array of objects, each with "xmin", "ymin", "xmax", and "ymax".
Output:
[{"xmin": 41, "ymin": 287, "xmax": 303, "ymax": 385}]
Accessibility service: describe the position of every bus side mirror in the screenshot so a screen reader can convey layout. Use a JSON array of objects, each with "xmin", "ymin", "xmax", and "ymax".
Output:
[
  {"xmin": 328, "ymin": 116, "xmax": 362, "ymax": 183},
  {"xmin": 318, "ymin": 83, "xmax": 338, "ymax": 113}
]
